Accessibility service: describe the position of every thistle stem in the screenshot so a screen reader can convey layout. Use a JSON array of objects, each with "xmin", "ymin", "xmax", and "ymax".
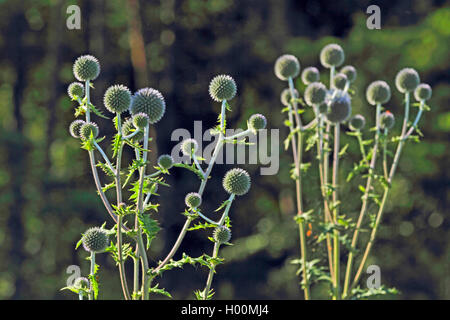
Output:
[
  {"xmin": 203, "ymin": 242, "xmax": 220, "ymax": 300},
  {"xmin": 88, "ymin": 252, "xmax": 95, "ymax": 300},
  {"xmin": 351, "ymin": 93, "xmax": 412, "ymax": 290},
  {"xmin": 342, "ymin": 103, "xmax": 381, "ymax": 298},
  {"xmin": 332, "ymin": 124, "xmax": 341, "ymax": 300},
  {"xmin": 288, "ymin": 77, "xmax": 303, "ymax": 130}
]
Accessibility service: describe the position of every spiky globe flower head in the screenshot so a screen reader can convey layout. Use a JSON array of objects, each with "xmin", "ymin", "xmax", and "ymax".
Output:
[
  {"xmin": 326, "ymin": 94, "xmax": 352, "ymax": 123},
  {"xmin": 185, "ymin": 192, "xmax": 202, "ymax": 208},
  {"xmin": 317, "ymin": 102, "xmax": 329, "ymax": 114},
  {"xmin": 379, "ymin": 111, "xmax": 395, "ymax": 130},
  {"xmin": 320, "ymin": 44, "xmax": 345, "ymax": 68},
  {"xmin": 181, "ymin": 138, "xmax": 198, "ymax": 156},
  {"xmin": 340, "ymin": 65, "xmax": 357, "ymax": 83},
  {"xmin": 280, "ymin": 88, "xmax": 299, "ymax": 106},
  {"xmin": 213, "ymin": 226, "xmax": 231, "ymax": 244},
  {"xmin": 132, "ymin": 112, "xmax": 149, "ymax": 129},
  {"xmin": 332, "ymin": 73, "xmax": 348, "ymax": 90},
  {"xmin": 80, "ymin": 122, "xmax": 99, "ymax": 140},
  {"xmin": 248, "ymin": 114, "xmax": 267, "ymax": 131},
  {"xmin": 223, "ymin": 168, "xmax": 251, "ymax": 196},
  {"xmin": 414, "ymin": 83, "xmax": 432, "ymax": 101},
  {"xmin": 395, "ymin": 68, "xmax": 420, "ymax": 93},
  {"xmin": 74, "ymin": 277, "xmax": 90, "ymax": 290},
  {"xmin": 366, "ymin": 80, "xmax": 391, "ymax": 106},
  {"xmin": 73, "ymin": 55, "xmax": 100, "ymax": 82},
  {"xmin": 69, "ymin": 119, "xmax": 86, "ymax": 138},
  {"xmin": 122, "ymin": 118, "xmax": 144, "ymax": 142},
  {"xmin": 82, "ymin": 227, "xmax": 109, "ymax": 253},
  {"xmin": 158, "ymin": 154, "xmax": 174, "ymax": 170},
  {"xmin": 103, "ymin": 84, "xmax": 131, "ymax": 114},
  {"xmin": 304, "ymin": 82, "xmax": 327, "ymax": 106},
  {"xmin": 301, "ymin": 67, "xmax": 320, "ymax": 85},
  {"xmin": 68, "ymin": 82, "xmax": 85, "ymax": 99},
  {"xmin": 349, "ymin": 114, "xmax": 366, "ymax": 131},
  {"xmin": 209, "ymin": 75, "xmax": 237, "ymax": 102},
  {"xmin": 274, "ymin": 54, "xmax": 300, "ymax": 81},
  {"xmin": 130, "ymin": 88, "xmax": 166, "ymax": 124}
]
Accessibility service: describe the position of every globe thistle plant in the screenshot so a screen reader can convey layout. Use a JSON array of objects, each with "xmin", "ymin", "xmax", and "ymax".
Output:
[
  {"xmin": 274, "ymin": 43, "xmax": 432, "ymax": 301},
  {"xmin": 157, "ymin": 154, "xmax": 174, "ymax": 170},
  {"xmin": 274, "ymin": 54, "xmax": 300, "ymax": 81},
  {"xmin": 223, "ymin": 168, "xmax": 251, "ymax": 196},
  {"xmin": 65, "ymin": 54, "xmax": 263, "ymax": 301},
  {"xmin": 130, "ymin": 88, "xmax": 166, "ymax": 124},
  {"xmin": 213, "ymin": 226, "xmax": 231, "ymax": 244},
  {"xmin": 301, "ymin": 67, "xmax": 320, "ymax": 85},
  {"xmin": 68, "ymin": 82, "xmax": 85, "ymax": 100},
  {"xmin": 73, "ymin": 55, "xmax": 100, "ymax": 82},
  {"xmin": 104, "ymin": 84, "xmax": 132, "ymax": 114},
  {"xmin": 349, "ymin": 114, "xmax": 366, "ymax": 131},
  {"xmin": 395, "ymin": 68, "xmax": 420, "ymax": 93},
  {"xmin": 185, "ymin": 192, "xmax": 202, "ymax": 209},
  {"xmin": 209, "ymin": 75, "xmax": 237, "ymax": 102}
]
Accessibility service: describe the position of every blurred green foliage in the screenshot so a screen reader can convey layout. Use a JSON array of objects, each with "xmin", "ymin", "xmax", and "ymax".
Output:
[{"xmin": 0, "ymin": 0, "xmax": 448, "ymax": 299}]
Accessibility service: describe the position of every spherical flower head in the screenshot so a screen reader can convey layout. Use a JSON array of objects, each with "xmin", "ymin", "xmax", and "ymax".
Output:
[
  {"xmin": 320, "ymin": 44, "xmax": 345, "ymax": 68},
  {"xmin": 122, "ymin": 118, "xmax": 144, "ymax": 143},
  {"xmin": 69, "ymin": 119, "xmax": 86, "ymax": 139},
  {"xmin": 366, "ymin": 80, "xmax": 391, "ymax": 106},
  {"xmin": 414, "ymin": 83, "xmax": 432, "ymax": 101},
  {"xmin": 132, "ymin": 112, "xmax": 149, "ymax": 129},
  {"xmin": 317, "ymin": 102, "xmax": 329, "ymax": 114},
  {"xmin": 301, "ymin": 67, "xmax": 320, "ymax": 85},
  {"xmin": 213, "ymin": 226, "xmax": 231, "ymax": 244},
  {"xmin": 73, "ymin": 55, "xmax": 100, "ymax": 82},
  {"xmin": 68, "ymin": 82, "xmax": 85, "ymax": 99},
  {"xmin": 349, "ymin": 114, "xmax": 366, "ymax": 131},
  {"xmin": 395, "ymin": 68, "xmax": 420, "ymax": 93},
  {"xmin": 332, "ymin": 73, "xmax": 348, "ymax": 90},
  {"xmin": 340, "ymin": 65, "xmax": 357, "ymax": 83},
  {"xmin": 82, "ymin": 227, "xmax": 109, "ymax": 253},
  {"xmin": 80, "ymin": 122, "xmax": 99, "ymax": 140},
  {"xmin": 274, "ymin": 54, "xmax": 300, "ymax": 81},
  {"xmin": 223, "ymin": 168, "xmax": 251, "ymax": 196},
  {"xmin": 248, "ymin": 114, "xmax": 267, "ymax": 131},
  {"xmin": 74, "ymin": 277, "xmax": 90, "ymax": 290},
  {"xmin": 181, "ymin": 138, "xmax": 198, "ymax": 156},
  {"xmin": 280, "ymin": 88, "xmax": 299, "ymax": 106},
  {"xmin": 185, "ymin": 192, "xmax": 202, "ymax": 208},
  {"xmin": 304, "ymin": 82, "xmax": 327, "ymax": 106},
  {"xmin": 103, "ymin": 84, "xmax": 132, "ymax": 114},
  {"xmin": 209, "ymin": 75, "xmax": 237, "ymax": 102},
  {"xmin": 157, "ymin": 154, "xmax": 174, "ymax": 170},
  {"xmin": 130, "ymin": 88, "xmax": 166, "ymax": 124},
  {"xmin": 326, "ymin": 94, "xmax": 352, "ymax": 123},
  {"xmin": 379, "ymin": 111, "xmax": 395, "ymax": 130}
]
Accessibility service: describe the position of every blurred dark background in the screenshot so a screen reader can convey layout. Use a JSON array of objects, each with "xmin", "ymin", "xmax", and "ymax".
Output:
[{"xmin": 0, "ymin": 0, "xmax": 448, "ymax": 300}]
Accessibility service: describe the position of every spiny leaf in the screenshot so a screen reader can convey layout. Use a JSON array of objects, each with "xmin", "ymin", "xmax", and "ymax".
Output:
[{"xmin": 137, "ymin": 213, "xmax": 160, "ymax": 249}]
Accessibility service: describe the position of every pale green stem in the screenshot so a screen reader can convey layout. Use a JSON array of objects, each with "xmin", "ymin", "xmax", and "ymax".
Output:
[
  {"xmin": 224, "ymin": 128, "xmax": 252, "ymax": 141},
  {"xmin": 288, "ymin": 77, "xmax": 303, "ymax": 129},
  {"xmin": 93, "ymin": 141, "xmax": 116, "ymax": 174},
  {"xmin": 203, "ymin": 242, "xmax": 220, "ymax": 300},
  {"xmin": 332, "ymin": 124, "xmax": 341, "ymax": 300},
  {"xmin": 342, "ymin": 103, "xmax": 381, "ymax": 298},
  {"xmin": 405, "ymin": 100, "xmax": 424, "ymax": 138},
  {"xmin": 89, "ymin": 252, "xmax": 95, "ymax": 300}
]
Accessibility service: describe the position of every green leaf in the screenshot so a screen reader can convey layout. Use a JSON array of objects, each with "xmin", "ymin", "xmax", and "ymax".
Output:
[
  {"xmin": 87, "ymin": 103, "xmax": 109, "ymax": 119},
  {"xmin": 173, "ymin": 162, "xmax": 205, "ymax": 180},
  {"xmin": 149, "ymin": 284, "xmax": 172, "ymax": 299},
  {"xmin": 137, "ymin": 213, "xmax": 160, "ymax": 249}
]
